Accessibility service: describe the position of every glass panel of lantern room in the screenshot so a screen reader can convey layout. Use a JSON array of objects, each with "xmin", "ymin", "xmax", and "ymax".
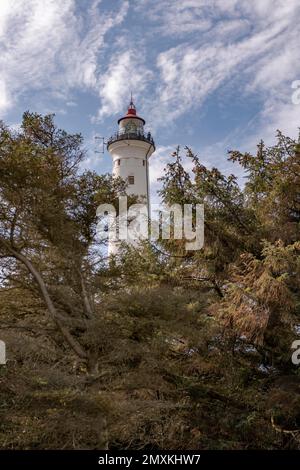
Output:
[
  {"xmin": 119, "ymin": 118, "xmax": 144, "ymax": 132},
  {"xmin": 124, "ymin": 121, "xmax": 137, "ymax": 133}
]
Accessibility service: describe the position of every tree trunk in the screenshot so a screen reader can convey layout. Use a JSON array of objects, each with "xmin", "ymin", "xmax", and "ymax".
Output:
[{"xmin": 0, "ymin": 239, "xmax": 88, "ymax": 361}]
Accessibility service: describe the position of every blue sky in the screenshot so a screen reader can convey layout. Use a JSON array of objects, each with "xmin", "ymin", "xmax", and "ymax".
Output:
[{"xmin": 1, "ymin": 0, "xmax": 300, "ymax": 199}]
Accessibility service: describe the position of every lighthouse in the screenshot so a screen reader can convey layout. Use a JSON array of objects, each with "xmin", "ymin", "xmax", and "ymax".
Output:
[{"xmin": 106, "ymin": 97, "xmax": 155, "ymax": 255}]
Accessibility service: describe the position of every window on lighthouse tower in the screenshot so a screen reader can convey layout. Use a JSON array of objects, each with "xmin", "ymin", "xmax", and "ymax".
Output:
[{"xmin": 128, "ymin": 175, "xmax": 134, "ymax": 185}]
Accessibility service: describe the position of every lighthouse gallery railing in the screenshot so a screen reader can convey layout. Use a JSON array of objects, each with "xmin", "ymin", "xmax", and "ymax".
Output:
[{"xmin": 107, "ymin": 130, "xmax": 155, "ymax": 149}]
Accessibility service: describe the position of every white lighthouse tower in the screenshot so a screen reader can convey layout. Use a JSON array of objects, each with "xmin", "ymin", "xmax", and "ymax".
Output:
[{"xmin": 107, "ymin": 97, "xmax": 155, "ymax": 255}]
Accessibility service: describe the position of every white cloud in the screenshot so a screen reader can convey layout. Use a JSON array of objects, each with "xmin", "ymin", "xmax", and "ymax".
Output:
[
  {"xmin": 149, "ymin": 145, "xmax": 174, "ymax": 185},
  {"xmin": 96, "ymin": 48, "xmax": 152, "ymax": 120},
  {"xmin": 134, "ymin": 0, "xmax": 300, "ymax": 157},
  {"xmin": 150, "ymin": 0, "xmax": 300, "ymax": 128},
  {"xmin": 0, "ymin": 78, "xmax": 10, "ymax": 112},
  {"xmin": 0, "ymin": 0, "xmax": 299, "ymax": 165},
  {"xmin": 148, "ymin": 145, "xmax": 175, "ymax": 204},
  {"xmin": 0, "ymin": 0, "xmax": 129, "ymax": 114}
]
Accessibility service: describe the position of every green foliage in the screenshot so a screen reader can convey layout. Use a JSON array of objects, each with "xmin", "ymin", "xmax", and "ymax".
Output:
[{"xmin": 1, "ymin": 115, "xmax": 300, "ymax": 449}]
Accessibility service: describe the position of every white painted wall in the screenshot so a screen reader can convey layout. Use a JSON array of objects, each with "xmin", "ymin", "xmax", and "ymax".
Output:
[
  {"xmin": 109, "ymin": 139, "xmax": 154, "ymax": 200},
  {"xmin": 107, "ymin": 116, "xmax": 155, "ymax": 256}
]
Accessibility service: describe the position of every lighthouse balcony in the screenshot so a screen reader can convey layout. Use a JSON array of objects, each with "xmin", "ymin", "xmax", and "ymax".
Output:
[{"xmin": 107, "ymin": 130, "xmax": 155, "ymax": 150}]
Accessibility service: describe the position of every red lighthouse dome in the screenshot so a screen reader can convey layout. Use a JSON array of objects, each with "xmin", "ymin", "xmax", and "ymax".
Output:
[{"xmin": 118, "ymin": 96, "xmax": 145, "ymax": 125}]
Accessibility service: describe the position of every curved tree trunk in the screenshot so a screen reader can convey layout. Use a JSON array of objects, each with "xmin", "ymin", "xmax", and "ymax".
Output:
[{"xmin": 0, "ymin": 239, "xmax": 88, "ymax": 361}]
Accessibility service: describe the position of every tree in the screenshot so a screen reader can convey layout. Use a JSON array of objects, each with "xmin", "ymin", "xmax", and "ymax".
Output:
[
  {"xmin": 229, "ymin": 132, "xmax": 300, "ymax": 244},
  {"xmin": 0, "ymin": 112, "xmax": 125, "ymax": 373},
  {"xmin": 1, "ymin": 118, "xmax": 300, "ymax": 450},
  {"xmin": 158, "ymin": 146, "xmax": 257, "ymax": 295}
]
